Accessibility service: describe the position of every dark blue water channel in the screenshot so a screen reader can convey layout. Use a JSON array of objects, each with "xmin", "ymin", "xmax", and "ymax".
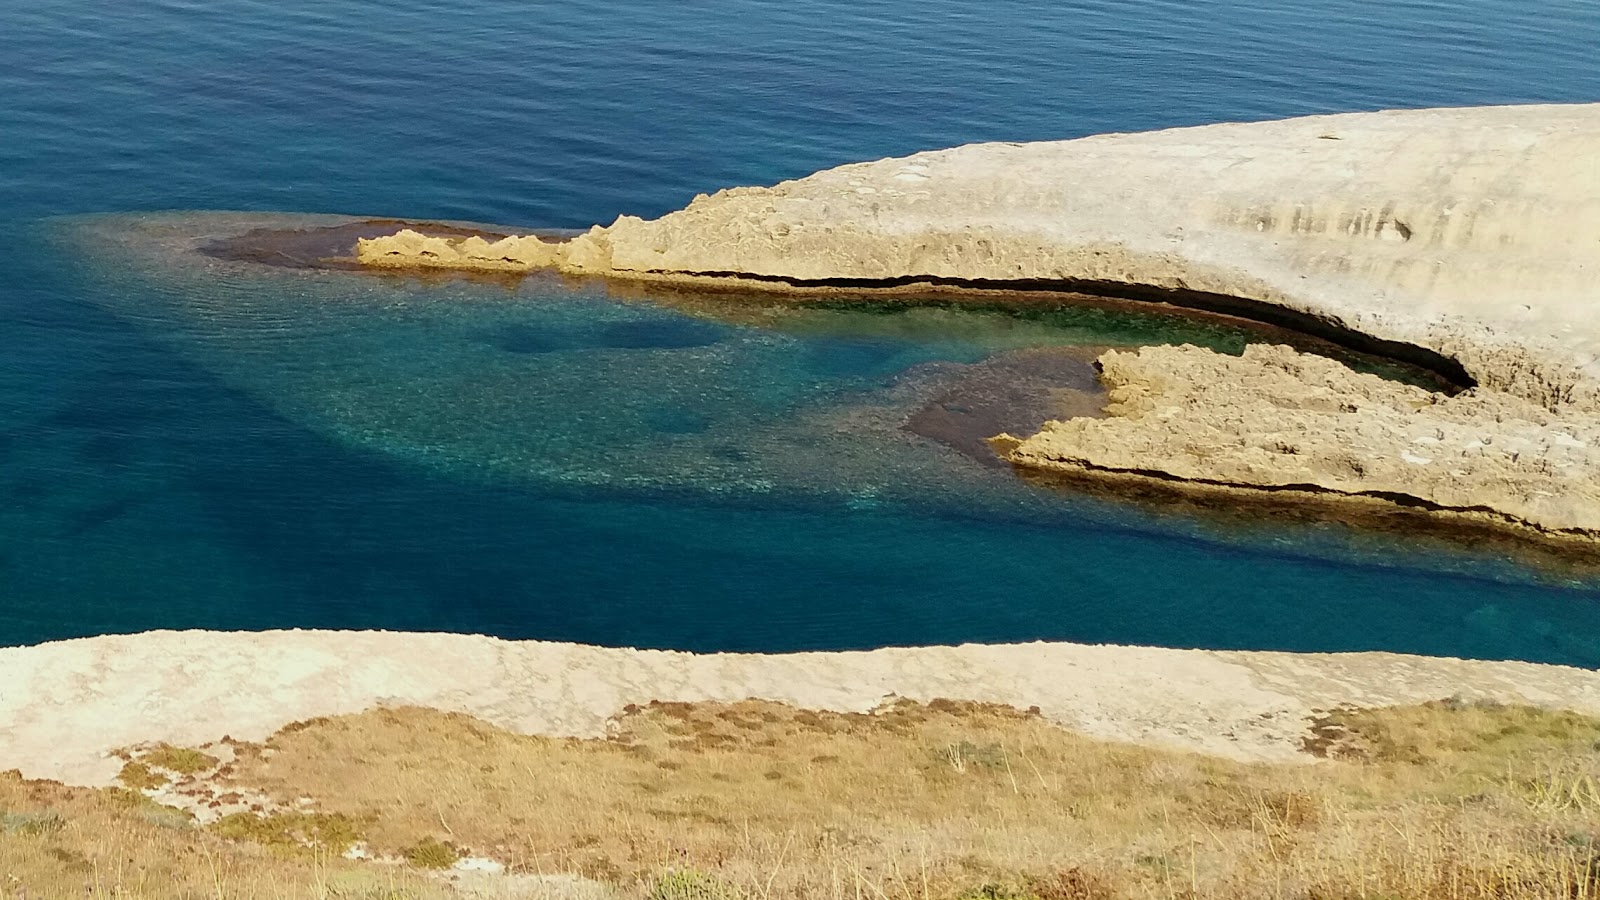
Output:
[{"xmin": 3, "ymin": 0, "xmax": 1600, "ymax": 662}]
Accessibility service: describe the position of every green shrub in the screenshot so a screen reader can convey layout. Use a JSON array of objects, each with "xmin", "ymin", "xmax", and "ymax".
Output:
[
  {"xmin": 649, "ymin": 868, "xmax": 742, "ymax": 900},
  {"xmin": 213, "ymin": 811, "xmax": 363, "ymax": 855},
  {"xmin": 141, "ymin": 744, "xmax": 219, "ymax": 775},
  {"xmin": 402, "ymin": 836, "xmax": 459, "ymax": 869},
  {"xmin": 137, "ymin": 803, "xmax": 196, "ymax": 830},
  {"xmin": 116, "ymin": 761, "xmax": 166, "ymax": 790},
  {"xmin": 1, "ymin": 810, "xmax": 65, "ymax": 836},
  {"xmin": 935, "ymin": 740, "xmax": 1007, "ymax": 773},
  {"xmin": 956, "ymin": 883, "xmax": 1035, "ymax": 900}
]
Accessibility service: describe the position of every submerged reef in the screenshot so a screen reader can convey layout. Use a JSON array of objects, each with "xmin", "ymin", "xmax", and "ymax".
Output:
[{"xmin": 355, "ymin": 103, "xmax": 1600, "ymax": 541}]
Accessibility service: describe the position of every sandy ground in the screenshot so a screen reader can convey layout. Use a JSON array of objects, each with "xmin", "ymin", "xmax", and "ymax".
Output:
[{"xmin": 5, "ymin": 630, "xmax": 1600, "ymax": 786}]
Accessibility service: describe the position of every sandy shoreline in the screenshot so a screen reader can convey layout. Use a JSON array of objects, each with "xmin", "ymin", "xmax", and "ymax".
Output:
[{"xmin": 5, "ymin": 629, "xmax": 1600, "ymax": 787}]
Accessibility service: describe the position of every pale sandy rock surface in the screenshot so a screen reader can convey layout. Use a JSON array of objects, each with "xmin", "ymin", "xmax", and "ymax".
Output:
[
  {"xmin": 360, "ymin": 228, "xmax": 561, "ymax": 271},
  {"xmin": 5, "ymin": 630, "xmax": 1600, "ymax": 787},
  {"xmin": 362, "ymin": 103, "xmax": 1600, "ymax": 412},
  {"xmin": 1004, "ymin": 343, "xmax": 1600, "ymax": 535}
]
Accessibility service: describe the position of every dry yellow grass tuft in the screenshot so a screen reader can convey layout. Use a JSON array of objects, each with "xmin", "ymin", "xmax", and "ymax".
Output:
[{"xmin": 3, "ymin": 698, "xmax": 1599, "ymax": 899}]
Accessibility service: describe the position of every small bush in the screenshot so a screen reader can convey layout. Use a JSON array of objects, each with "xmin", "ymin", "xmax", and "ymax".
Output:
[
  {"xmin": 649, "ymin": 868, "xmax": 742, "ymax": 900},
  {"xmin": 1, "ymin": 810, "xmax": 65, "ymax": 836},
  {"xmin": 1029, "ymin": 868, "xmax": 1119, "ymax": 900},
  {"xmin": 117, "ymin": 761, "xmax": 167, "ymax": 790},
  {"xmin": 137, "ymin": 803, "xmax": 196, "ymax": 830},
  {"xmin": 936, "ymin": 740, "xmax": 1008, "ymax": 773},
  {"xmin": 402, "ymin": 836, "xmax": 459, "ymax": 869},
  {"xmin": 102, "ymin": 774, "xmax": 193, "ymax": 828},
  {"xmin": 956, "ymin": 883, "xmax": 1035, "ymax": 900},
  {"xmin": 213, "ymin": 811, "xmax": 363, "ymax": 855},
  {"xmin": 141, "ymin": 744, "xmax": 219, "ymax": 775}
]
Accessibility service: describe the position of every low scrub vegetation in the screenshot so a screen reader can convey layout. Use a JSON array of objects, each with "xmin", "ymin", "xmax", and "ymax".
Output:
[{"xmin": 3, "ymin": 698, "xmax": 1598, "ymax": 899}]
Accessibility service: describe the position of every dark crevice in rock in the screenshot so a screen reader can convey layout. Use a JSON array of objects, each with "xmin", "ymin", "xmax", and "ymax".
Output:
[
  {"xmin": 1026, "ymin": 457, "xmax": 1585, "ymax": 538},
  {"xmin": 638, "ymin": 269, "xmax": 1479, "ymax": 393},
  {"xmin": 1013, "ymin": 464, "xmax": 1600, "ymax": 574}
]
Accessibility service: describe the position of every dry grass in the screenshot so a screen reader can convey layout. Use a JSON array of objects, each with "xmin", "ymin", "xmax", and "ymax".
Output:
[
  {"xmin": 215, "ymin": 698, "xmax": 1600, "ymax": 899},
  {"xmin": 4, "ymin": 698, "xmax": 1599, "ymax": 899},
  {"xmin": 0, "ymin": 769, "xmax": 448, "ymax": 898}
]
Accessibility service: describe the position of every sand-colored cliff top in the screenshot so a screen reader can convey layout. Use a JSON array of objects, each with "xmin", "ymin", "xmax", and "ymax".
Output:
[{"xmin": 5, "ymin": 630, "xmax": 1600, "ymax": 787}]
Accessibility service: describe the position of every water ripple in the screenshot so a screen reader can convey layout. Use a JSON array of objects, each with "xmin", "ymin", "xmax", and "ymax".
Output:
[
  {"xmin": 3, "ymin": 0, "xmax": 1595, "ymax": 224},
  {"xmin": 3, "ymin": 2, "xmax": 1599, "ymax": 654}
]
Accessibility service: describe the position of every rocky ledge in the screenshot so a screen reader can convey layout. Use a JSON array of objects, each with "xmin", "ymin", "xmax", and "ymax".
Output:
[
  {"xmin": 995, "ymin": 344, "xmax": 1600, "ymax": 537},
  {"xmin": 356, "ymin": 103, "xmax": 1600, "ymax": 538},
  {"xmin": 6, "ymin": 631, "xmax": 1600, "ymax": 788}
]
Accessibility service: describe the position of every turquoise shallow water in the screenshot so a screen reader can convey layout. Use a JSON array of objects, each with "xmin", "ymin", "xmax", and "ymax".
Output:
[{"xmin": 3, "ymin": 1, "xmax": 1600, "ymax": 661}]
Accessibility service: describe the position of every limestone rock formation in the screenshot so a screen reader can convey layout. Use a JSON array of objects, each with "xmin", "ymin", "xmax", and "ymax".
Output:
[
  {"xmin": 358, "ymin": 228, "xmax": 561, "ymax": 271},
  {"xmin": 359, "ymin": 103, "xmax": 1600, "ymax": 415},
  {"xmin": 351, "ymin": 104, "xmax": 1600, "ymax": 535},
  {"xmin": 1000, "ymin": 344, "xmax": 1600, "ymax": 536}
]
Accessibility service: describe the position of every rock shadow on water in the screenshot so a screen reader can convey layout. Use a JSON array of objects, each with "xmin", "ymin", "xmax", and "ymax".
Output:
[{"xmin": 1013, "ymin": 464, "xmax": 1600, "ymax": 582}]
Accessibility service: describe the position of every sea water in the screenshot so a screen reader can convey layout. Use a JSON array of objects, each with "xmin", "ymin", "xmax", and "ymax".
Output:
[{"xmin": 3, "ymin": 0, "xmax": 1599, "ymax": 662}]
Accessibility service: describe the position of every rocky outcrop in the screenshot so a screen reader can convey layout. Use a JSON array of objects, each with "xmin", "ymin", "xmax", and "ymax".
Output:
[
  {"xmin": 7, "ymin": 630, "xmax": 1600, "ymax": 787},
  {"xmin": 359, "ymin": 103, "xmax": 1600, "ymax": 415},
  {"xmin": 998, "ymin": 344, "xmax": 1600, "ymax": 536},
  {"xmin": 354, "ymin": 104, "xmax": 1600, "ymax": 535},
  {"xmin": 358, "ymin": 228, "xmax": 562, "ymax": 271}
]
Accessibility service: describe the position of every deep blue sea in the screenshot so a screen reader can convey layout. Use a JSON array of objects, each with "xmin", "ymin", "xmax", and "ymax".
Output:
[{"xmin": 3, "ymin": 0, "xmax": 1600, "ymax": 663}]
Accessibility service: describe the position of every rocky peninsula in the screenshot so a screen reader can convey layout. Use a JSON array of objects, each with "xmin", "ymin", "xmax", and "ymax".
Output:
[
  {"xmin": 357, "ymin": 103, "xmax": 1600, "ymax": 540},
  {"xmin": 996, "ymin": 344, "xmax": 1600, "ymax": 536}
]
